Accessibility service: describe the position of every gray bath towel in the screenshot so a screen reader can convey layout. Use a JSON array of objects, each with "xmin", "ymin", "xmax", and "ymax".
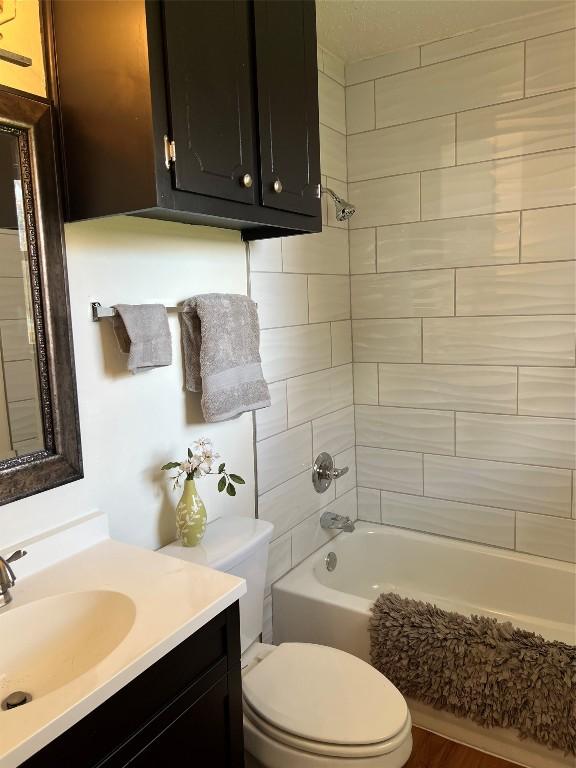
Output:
[
  {"xmin": 180, "ymin": 293, "xmax": 270, "ymax": 422},
  {"xmin": 113, "ymin": 304, "xmax": 172, "ymax": 374}
]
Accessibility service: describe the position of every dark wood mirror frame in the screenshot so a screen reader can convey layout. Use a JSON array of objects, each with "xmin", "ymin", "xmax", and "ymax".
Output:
[{"xmin": 0, "ymin": 87, "xmax": 82, "ymax": 505}]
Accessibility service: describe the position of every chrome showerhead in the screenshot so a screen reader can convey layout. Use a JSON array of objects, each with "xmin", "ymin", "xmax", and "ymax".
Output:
[{"xmin": 322, "ymin": 186, "xmax": 356, "ymax": 221}]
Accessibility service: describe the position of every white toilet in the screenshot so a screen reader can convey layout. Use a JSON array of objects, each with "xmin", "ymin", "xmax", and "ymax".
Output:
[{"xmin": 161, "ymin": 517, "xmax": 412, "ymax": 768}]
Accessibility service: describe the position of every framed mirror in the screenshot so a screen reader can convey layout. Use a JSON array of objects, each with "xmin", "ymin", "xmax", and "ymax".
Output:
[{"xmin": 0, "ymin": 88, "xmax": 81, "ymax": 504}]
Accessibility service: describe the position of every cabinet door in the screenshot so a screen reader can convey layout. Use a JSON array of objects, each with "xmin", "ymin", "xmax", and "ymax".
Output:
[
  {"xmin": 162, "ymin": 0, "xmax": 258, "ymax": 204},
  {"xmin": 253, "ymin": 0, "xmax": 321, "ymax": 217}
]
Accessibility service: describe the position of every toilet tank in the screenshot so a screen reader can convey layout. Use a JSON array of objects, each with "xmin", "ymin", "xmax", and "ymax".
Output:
[{"xmin": 160, "ymin": 516, "xmax": 273, "ymax": 653}]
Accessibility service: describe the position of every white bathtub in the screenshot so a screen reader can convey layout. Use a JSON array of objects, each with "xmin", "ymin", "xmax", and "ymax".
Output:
[{"xmin": 273, "ymin": 523, "xmax": 576, "ymax": 768}]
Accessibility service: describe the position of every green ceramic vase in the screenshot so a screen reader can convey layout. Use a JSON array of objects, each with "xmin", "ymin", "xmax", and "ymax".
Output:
[{"xmin": 176, "ymin": 477, "xmax": 207, "ymax": 547}]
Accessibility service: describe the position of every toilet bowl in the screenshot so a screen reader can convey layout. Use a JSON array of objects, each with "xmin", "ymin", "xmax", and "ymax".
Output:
[
  {"xmin": 242, "ymin": 642, "xmax": 412, "ymax": 768},
  {"xmin": 160, "ymin": 517, "xmax": 412, "ymax": 768}
]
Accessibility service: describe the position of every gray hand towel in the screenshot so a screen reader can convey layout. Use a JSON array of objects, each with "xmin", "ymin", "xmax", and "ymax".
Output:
[
  {"xmin": 180, "ymin": 293, "xmax": 271, "ymax": 422},
  {"xmin": 113, "ymin": 304, "xmax": 172, "ymax": 374}
]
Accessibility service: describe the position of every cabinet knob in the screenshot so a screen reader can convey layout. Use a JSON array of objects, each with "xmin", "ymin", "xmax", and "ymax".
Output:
[
  {"xmin": 272, "ymin": 178, "xmax": 283, "ymax": 194},
  {"xmin": 240, "ymin": 173, "xmax": 253, "ymax": 189}
]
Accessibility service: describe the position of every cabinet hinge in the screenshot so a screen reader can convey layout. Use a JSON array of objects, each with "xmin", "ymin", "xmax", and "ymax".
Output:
[
  {"xmin": 315, "ymin": 183, "xmax": 321, "ymax": 199},
  {"xmin": 163, "ymin": 135, "xmax": 176, "ymax": 170}
]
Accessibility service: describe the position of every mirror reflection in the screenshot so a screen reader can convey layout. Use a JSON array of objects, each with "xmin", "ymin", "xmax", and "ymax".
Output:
[{"xmin": 0, "ymin": 127, "xmax": 44, "ymax": 460}]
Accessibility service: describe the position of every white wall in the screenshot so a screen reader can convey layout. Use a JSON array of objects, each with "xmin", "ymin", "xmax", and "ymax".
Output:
[
  {"xmin": 345, "ymin": 5, "xmax": 576, "ymax": 563},
  {"xmin": 248, "ymin": 46, "xmax": 356, "ymax": 640},
  {"xmin": 2, "ymin": 217, "xmax": 256, "ymax": 551}
]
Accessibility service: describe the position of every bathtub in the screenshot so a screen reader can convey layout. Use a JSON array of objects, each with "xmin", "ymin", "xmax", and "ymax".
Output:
[{"xmin": 273, "ymin": 522, "xmax": 576, "ymax": 768}]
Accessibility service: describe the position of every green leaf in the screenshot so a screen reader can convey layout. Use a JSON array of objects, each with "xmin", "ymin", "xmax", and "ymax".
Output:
[
  {"xmin": 187, "ymin": 447, "xmax": 193, "ymax": 459},
  {"xmin": 218, "ymin": 463, "xmax": 225, "ymax": 474},
  {"xmin": 217, "ymin": 476, "xmax": 226, "ymax": 493},
  {"xmin": 229, "ymin": 474, "xmax": 245, "ymax": 484},
  {"xmin": 161, "ymin": 462, "xmax": 181, "ymax": 471},
  {"xmin": 226, "ymin": 483, "xmax": 236, "ymax": 497}
]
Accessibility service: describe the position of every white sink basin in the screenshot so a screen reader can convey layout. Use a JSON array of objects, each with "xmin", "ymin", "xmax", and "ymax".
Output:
[{"xmin": 0, "ymin": 590, "xmax": 136, "ymax": 705}]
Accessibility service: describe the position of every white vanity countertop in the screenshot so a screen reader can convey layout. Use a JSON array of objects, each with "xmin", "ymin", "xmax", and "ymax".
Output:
[{"xmin": 0, "ymin": 538, "xmax": 246, "ymax": 768}]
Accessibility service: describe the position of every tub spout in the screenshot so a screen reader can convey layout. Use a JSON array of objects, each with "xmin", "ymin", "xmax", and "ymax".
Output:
[{"xmin": 320, "ymin": 511, "xmax": 355, "ymax": 533}]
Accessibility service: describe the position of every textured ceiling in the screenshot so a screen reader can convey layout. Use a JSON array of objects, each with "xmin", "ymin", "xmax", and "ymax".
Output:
[{"xmin": 316, "ymin": 0, "xmax": 574, "ymax": 62}]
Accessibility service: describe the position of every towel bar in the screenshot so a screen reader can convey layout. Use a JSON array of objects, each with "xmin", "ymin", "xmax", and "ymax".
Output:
[{"xmin": 91, "ymin": 302, "xmax": 181, "ymax": 321}]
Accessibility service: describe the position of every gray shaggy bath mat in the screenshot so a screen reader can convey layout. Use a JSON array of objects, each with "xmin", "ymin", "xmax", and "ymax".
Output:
[{"xmin": 369, "ymin": 592, "xmax": 576, "ymax": 754}]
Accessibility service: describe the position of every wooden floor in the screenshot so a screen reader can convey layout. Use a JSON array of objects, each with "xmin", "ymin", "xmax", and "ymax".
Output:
[{"xmin": 405, "ymin": 728, "xmax": 519, "ymax": 768}]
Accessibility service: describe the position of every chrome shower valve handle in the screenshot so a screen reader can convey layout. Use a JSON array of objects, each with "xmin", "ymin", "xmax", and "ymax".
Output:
[{"xmin": 312, "ymin": 452, "xmax": 349, "ymax": 493}]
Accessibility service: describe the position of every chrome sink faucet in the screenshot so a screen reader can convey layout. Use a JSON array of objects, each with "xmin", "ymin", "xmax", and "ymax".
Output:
[
  {"xmin": 320, "ymin": 510, "xmax": 355, "ymax": 533},
  {"xmin": 0, "ymin": 550, "xmax": 27, "ymax": 609}
]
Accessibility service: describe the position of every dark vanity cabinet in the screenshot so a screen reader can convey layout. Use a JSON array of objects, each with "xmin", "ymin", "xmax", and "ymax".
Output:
[
  {"xmin": 47, "ymin": 0, "xmax": 321, "ymax": 241},
  {"xmin": 22, "ymin": 604, "xmax": 244, "ymax": 767}
]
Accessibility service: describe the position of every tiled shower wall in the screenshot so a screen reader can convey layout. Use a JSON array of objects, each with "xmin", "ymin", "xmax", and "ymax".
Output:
[
  {"xmin": 346, "ymin": 5, "xmax": 576, "ymax": 563},
  {"xmin": 249, "ymin": 47, "xmax": 355, "ymax": 639}
]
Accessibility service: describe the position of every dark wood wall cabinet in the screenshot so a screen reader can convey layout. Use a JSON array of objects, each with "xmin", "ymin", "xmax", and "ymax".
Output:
[
  {"xmin": 47, "ymin": 0, "xmax": 321, "ymax": 241},
  {"xmin": 22, "ymin": 604, "xmax": 244, "ymax": 768}
]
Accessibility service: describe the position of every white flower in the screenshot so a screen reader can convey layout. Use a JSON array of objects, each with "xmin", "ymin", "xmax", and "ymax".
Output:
[
  {"xmin": 180, "ymin": 461, "xmax": 192, "ymax": 473},
  {"xmin": 193, "ymin": 437, "xmax": 213, "ymax": 451}
]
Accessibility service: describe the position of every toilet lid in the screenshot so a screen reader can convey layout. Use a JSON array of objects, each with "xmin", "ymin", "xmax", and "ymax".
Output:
[{"xmin": 242, "ymin": 643, "xmax": 408, "ymax": 747}]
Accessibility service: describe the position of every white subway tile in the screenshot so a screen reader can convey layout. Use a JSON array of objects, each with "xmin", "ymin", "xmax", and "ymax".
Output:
[
  {"xmin": 377, "ymin": 214, "xmax": 520, "ymax": 272},
  {"xmin": 265, "ymin": 533, "xmax": 292, "ymax": 596},
  {"xmin": 251, "ymin": 273, "xmax": 308, "ymax": 328},
  {"xmin": 421, "ymin": 5, "xmax": 576, "ymax": 65},
  {"xmin": 378, "ymin": 364, "xmax": 517, "ymax": 414},
  {"xmin": 357, "ymin": 446, "xmax": 423, "ymax": 494},
  {"xmin": 421, "ymin": 148, "xmax": 576, "ymax": 220},
  {"xmin": 357, "ymin": 486, "xmax": 381, "ymax": 523},
  {"xmin": 458, "ymin": 90, "xmax": 576, "ymax": 165},
  {"xmin": 380, "ymin": 491, "xmax": 515, "ymax": 548},
  {"xmin": 353, "ymin": 363, "xmax": 379, "ymax": 405},
  {"xmin": 261, "ymin": 324, "xmax": 332, "ymax": 383},
  {"xmin": 526, "ymin": 29, "xmax": 576, "ymax": 97},
  {"xmin": 0, "ymin": 232, "xmax": 24, "ymax": 277},
  {"xmin": 346, "ymin": 47, "xmax": 420, "ymax": 85},
  {"xmin": 320, "ymin": 124, "xmax": 347, "ymax": 181},
  {"xmin": 256, "ymin": 423, "xmax": 312, "ymax": 494},
  {"xmin": 0, "ymin": 277, "xmax": 26, "ymax": 320},
  {"xmin": 376, "ymin": 45, "xmax": 524, "ymax": 128},
  {"xmin": 423, "ymin": 316, "xmax": 576, "ymax": 366},
  {"xmin": 0, "ymin": 320, "xmax": 33, "ymax": 361},
  {"xmin": 346, "ymin": 81, "xmax": 375, "ymax": 134},
  {"xmin": 313, "ymin": 404, "xmax": 355, "ymax": 457},
  {"xmin": 323, "ymin": 49, "xmax": 345, "ymax": 85},
  {"xmin": 521, "ymin": 205, "xmax": 575, "ymax": 263},
  {"xmin": 331, "ymin": 320, "xmax": 352, "ymax": 366},
  {"xmin": 516, "ymin": 512, "xmax": 576, "ymax": 562},
  {"xmin": 8, "ymin": 400, "xmax": 40, "ymax": 442},
  {"xmin": 348, "ymin": 115, "xmax": 455, "ymax": 181},
  {"xmin": 291, "ymin": 490, "xmax": 357, "ymax": 566},
  {"xmin": 309, "ymin": 275, "xmax": 350, "ymax": 323},
  {"xmin": 456, "ymin": 412, "xmax": 576, "ymax": 470},
  {"xmin": 334, "ymin": 447, "xmax": 356, "ymax": 497},
  {"xmin": 287, "ymin": 365, "xmax": 353, "ymax": 428},
  {"xmin": 356, "ymin": 404, "xmax": 454, "ymax": 455},
  {"xmin": 456, "ymin": 262, "xmax": 576, "ymax": 316},
  {"xmin": 424, "ymin": 454, "xmax": 572, "ymax": 517},
  {"xmin": 353, "ymin": 319, "xmax": 422, "ymax": 363},
  {"xmin": 349, "ymin": 174, "xmax": 420, "ymax": 228},
  {"xmin": 350, "ymin": 228, "xmax": 376, "ymax": 275},
  {"xmin": 255, "ymin": 380, "xmax": 287, "ymax": 442},
  {"xmin": 282, "ymin": 226, "xmax": 349, "ymax": 274},
  {"xmin": 518, "ymin": 368, "xmax": 576, "ymax": 419},
  {"xmin": 318, "ymin": 71, "xmax": 346, "ymax": 133},
  {"xmin": 4, "ymin": 360, "xmax": 38, "ymax": 402},
  {"xmin": 352, "ymin": 270, "xmax": 454, "ymax": 319},
  {"xmin": 258, "ymin": 467, "xmax": 335, "ymax": 539},
  {"xmin": 249, "ymin": 238, "xmax": 282, "ymax": 272}
]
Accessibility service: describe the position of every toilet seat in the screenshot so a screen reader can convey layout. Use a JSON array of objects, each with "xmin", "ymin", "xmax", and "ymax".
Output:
[{"xmin": 242, "ymin": 643, "xmax": 411, "ymax": 760}]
